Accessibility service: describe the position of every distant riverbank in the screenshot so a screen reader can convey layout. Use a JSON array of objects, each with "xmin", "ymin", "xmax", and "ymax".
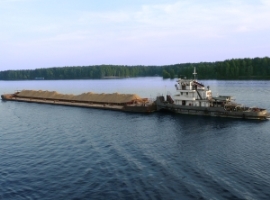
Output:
[{"xmin": 1, "ymin": 57, "xmax": 269, "ymax": 80}]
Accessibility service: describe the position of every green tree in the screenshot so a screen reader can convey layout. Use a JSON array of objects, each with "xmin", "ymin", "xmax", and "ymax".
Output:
[{"xmin": 162, "ymin": 70, "xmax": 170, "ymax": 79}]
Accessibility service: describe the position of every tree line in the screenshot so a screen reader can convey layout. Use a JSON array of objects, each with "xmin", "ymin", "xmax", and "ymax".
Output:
[{"xmin": 0, "ymin": 57, "xmax": 270, "ymax": 80}]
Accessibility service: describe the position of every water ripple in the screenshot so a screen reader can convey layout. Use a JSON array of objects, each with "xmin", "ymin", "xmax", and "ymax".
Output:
[{"xmin": 1, "ymin": 80, "xmax": 270, "ymax": 199}]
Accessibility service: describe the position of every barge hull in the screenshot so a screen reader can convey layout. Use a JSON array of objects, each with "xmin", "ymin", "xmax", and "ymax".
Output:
[{"xmin": 1, "ymin": 94, "xmax": 155, "ymax": 113}]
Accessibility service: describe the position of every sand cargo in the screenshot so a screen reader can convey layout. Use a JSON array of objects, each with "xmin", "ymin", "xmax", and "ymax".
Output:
[{"xmin": 1, "ymin": 90, "xmax": 156, "ymax": 113}]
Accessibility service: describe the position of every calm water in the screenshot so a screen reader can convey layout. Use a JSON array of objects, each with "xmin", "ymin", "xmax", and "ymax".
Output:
[{"xmin": 1, "ymin": 78, "xmax": 270, "ymax": 200}]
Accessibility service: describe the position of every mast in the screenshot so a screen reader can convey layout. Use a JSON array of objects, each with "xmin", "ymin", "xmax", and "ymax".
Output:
[{"xmin": 193, "ymin": 67, "xmax": 197, "ymax": 80}]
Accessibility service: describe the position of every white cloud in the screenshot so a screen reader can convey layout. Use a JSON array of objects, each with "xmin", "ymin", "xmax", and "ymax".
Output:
[
  {"xmin": 1, "ymin": 0, "xmax": 270, "ymax": 69},
  {"xmin": 3, "ymin": 0, "xmax": 270, "ymax": 44},
  {"xmin": 9, "ymin": 0, "xmax": 269, "ymax": 57},
  {"xmin": 79, "ymin": 11, "xmax": 131, "ymax": 24},
  {"xmin": 76, "ymin": 0, "xmax": 270, "ymax": 38}
]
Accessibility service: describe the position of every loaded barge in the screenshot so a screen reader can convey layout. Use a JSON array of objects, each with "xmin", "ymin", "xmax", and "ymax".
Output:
[
  {"xmin": 156, "ymin": 68, "xmax": 270, "ymax": 120},
  {"xmin": 1, "ymin": 90, "xmax": 156, "ymax": 113}
]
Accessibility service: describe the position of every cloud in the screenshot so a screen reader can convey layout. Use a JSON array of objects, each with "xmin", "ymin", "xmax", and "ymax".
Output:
[
  {"xmin": 1, "ymin": 0, "xmax": 270, "ymax": 69},
  {"xmin": 77, "ymin": 0, "xmax": 270, "ymax": 38},
  {"xmin": 79, "ymin": 11, "xmax": 131, "ymax": 24},
  {"xmin": 6, "ymin": 0, "xmax": 270, "ymax": 53},
  {"xmin": 3, "ymin": 0, "xmax": 270, "ymax": 44}
]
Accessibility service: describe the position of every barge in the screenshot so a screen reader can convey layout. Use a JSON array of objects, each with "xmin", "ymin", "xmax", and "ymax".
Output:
[
  {"xmin": 1, "ymin": 90, "xmax": 156, "ymax": 113},
  {"xmin": 156, "ymin": 68, "xmax": 270, "ymax": 120}
]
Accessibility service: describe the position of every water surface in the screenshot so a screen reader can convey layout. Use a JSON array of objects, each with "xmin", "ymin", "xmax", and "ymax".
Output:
[{"xmin": 1, "ymin": 78, "xmax": 270, "ymax": 199}]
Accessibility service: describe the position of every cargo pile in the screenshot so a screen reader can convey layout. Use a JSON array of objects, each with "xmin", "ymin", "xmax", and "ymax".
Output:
[
  {"xmin": 1, "ymin": 90, "xmax": 156, "ymax": 113},
  {"xmin": 17, "ymin": 90, "xmax": 147, "ymax": 104}
]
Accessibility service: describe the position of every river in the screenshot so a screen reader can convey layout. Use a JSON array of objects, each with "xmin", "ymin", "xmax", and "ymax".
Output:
[{"xmin": 1, "ymin": 78, "xmax": 270, "ymax": 199}]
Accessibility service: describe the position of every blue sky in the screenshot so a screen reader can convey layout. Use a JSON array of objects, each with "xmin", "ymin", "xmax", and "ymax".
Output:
[{"xmin": 0, "ymin": 0, "xmax": 270, "ymax": 70}]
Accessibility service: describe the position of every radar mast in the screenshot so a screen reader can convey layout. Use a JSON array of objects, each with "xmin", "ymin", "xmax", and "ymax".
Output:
[{"xmin": 193, "ymin": 67, "xmax": 197, "ymax": 80}]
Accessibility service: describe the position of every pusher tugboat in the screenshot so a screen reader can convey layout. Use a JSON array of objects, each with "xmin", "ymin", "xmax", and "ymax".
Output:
[{"xmin": 156, "ymin": 68, "xmax": 269, "ymax": 120}]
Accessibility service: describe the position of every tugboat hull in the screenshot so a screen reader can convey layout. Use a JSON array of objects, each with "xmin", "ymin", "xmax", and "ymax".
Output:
[{"xmin": 156, "ymin": 97, "xmax": 269, "ymax": 120}]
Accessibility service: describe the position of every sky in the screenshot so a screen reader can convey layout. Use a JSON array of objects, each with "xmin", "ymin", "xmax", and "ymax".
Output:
[{"xmin": 0, "ymin": 0, "xmax": 270, "ymax": 70}]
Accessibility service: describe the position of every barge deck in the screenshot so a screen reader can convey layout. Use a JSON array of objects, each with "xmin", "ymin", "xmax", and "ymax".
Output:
[{"xmin": 1, "ymin": 90, "xmax": 156, "ymax": 113}]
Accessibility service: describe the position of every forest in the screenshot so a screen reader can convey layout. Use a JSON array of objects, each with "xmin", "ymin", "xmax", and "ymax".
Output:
[{"xmin": 0, "ymin": 57, "xmax": 270, "ymax": 80}]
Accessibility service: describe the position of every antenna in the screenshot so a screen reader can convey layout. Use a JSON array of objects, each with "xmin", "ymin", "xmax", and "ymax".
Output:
[{"xmin": 193, "ymin": 67, "xmax": 197, "ymax": 80}]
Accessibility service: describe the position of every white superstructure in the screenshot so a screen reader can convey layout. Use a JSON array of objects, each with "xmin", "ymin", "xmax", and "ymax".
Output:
[{"xmin": 173, "ymin": 67, "xmax": 212, "ymax": 107}]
